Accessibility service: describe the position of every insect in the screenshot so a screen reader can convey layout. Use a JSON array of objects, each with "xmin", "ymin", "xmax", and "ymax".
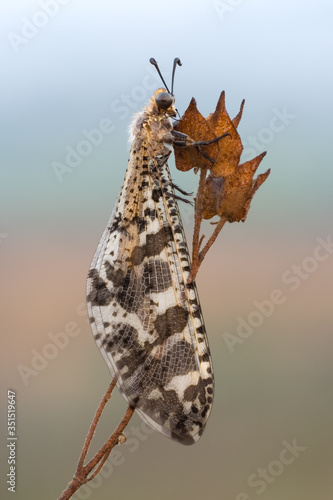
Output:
[{"xmin": 86, "ymin": 58, "xmax": 227, "ymax": 445}]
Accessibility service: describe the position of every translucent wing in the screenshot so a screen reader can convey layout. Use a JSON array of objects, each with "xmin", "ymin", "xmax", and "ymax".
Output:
[{"xmin": 87, "ymin": 121, "xmax": 214, "ymax": 446}]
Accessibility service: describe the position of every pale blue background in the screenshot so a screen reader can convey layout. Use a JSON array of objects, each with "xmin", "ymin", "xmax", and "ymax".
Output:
[{"xmin": 1, "ymin": 1, "xmax": 333, "ymax": 499}]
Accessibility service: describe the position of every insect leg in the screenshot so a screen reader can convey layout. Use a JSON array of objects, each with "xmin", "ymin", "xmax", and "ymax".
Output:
[
  {"xmin": 172, "ymin": 183, "xmax": 193, "ymax": 197},
  {"xmin": 171, "ymin": 130, "xmax": 230, "ymax": 148}
]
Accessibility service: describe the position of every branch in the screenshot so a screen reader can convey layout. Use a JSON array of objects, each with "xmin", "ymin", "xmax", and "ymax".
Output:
[
  {"xmin": 58, "ymin": 377, "xmax": 134, "ymax": 500},
  {"xmin": 198, "ymin": 216, "xmax": 227, "ymax": 267},
  {"xmin": 190, "ymin": 167, "xmax": 208, "ymax": 282},
  {"xmin": 190, "ymin": 168, "xmax": 228, "ymax": 282}
]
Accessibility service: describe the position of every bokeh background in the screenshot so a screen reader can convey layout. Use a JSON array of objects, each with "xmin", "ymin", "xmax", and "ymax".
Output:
[{"xmin": 1, "ymin": 1, "xmax": 333, "ymax": 499}]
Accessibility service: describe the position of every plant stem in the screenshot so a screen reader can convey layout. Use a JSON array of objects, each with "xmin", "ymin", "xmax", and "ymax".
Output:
[
  {"xmin": 190, "ymin": 167, "xmax": 207, "ymax": 282},
  {"xmin": 77, "ymin": 375, "xmax": 118, "ymax": 471},
  {"xmin": 198, "ymin": 216, "xmax": 227, "ymax": 266},
  {"xmin": 58, "ymin": 378, "xmax": 134, "ymax": 500}
]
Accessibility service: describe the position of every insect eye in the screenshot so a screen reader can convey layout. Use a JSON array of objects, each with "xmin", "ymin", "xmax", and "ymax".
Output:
[{"xmin": 155, "ymin": 92, "xmax": 173, "ymax": 110}]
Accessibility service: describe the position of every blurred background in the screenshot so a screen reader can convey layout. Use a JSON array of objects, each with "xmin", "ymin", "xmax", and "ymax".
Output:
[{"xmin": 1, "ymin": 1, "xmax": 332, "ymax": 499}]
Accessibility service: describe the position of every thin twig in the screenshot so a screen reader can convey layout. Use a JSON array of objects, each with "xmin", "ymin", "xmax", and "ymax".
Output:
[
  {"xmin": 198, "ymin": 216, "xmax": 227, "ymax": 266},
  {"xmin": 86, "ymin": 447, "xmax": 112, "ymax": 482},
  {"xmin": 84, "ymin": 405, "xmax": 134, "ymax": 474},
  {"xmin": 58, "ymin": 378, "xmax": 134, "ymax": 500},
  {"xmin": 77, "ymin": 375, "xmax": 118, "ymax": 471},
  {"xmin": 190, "ymin": 167, "xmax": 207, "ymax": 282},
  {"xmin": 190, "ymin": 175, "xmax": 227, "ymax": 283}
]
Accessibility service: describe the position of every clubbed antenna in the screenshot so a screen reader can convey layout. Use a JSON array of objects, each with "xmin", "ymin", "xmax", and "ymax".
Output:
[
  {"xmin": 149, "ymin": 57, "xmax": 182, "ymax": 95},
  {"xmin": 149, "ymin": 58, "xmax": 170, "ymax": 93},
  {"xmin": 171, "ymin": 58, "xmax": 182, "ymax": 95}
]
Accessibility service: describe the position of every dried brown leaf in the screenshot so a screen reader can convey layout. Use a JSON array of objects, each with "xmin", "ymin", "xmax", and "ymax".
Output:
[
  {"xmin": 232, "ymin": 99, "xmax": 245, "ymax": 129},
  {"xmin": 206, "ymin": 91, "xmax": 243, "ymax": 177},
  {"xmin": 202, "ymin": 152, "xmax": 269, "ymax": 221},
  {"xmin": 174, "ymin": 98, "xmax": 219, "ymax": 171}
]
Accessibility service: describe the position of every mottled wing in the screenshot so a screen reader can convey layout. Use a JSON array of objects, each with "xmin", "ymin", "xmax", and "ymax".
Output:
[{"xmin": 87, "ymin": 143, "xmax": 214, "ymax": 445}]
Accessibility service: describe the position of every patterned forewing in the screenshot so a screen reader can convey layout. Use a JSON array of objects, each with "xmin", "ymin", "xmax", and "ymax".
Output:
[{"xmin": 87, "ymin": 133, "xmax": 214, "ymax": 445}]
